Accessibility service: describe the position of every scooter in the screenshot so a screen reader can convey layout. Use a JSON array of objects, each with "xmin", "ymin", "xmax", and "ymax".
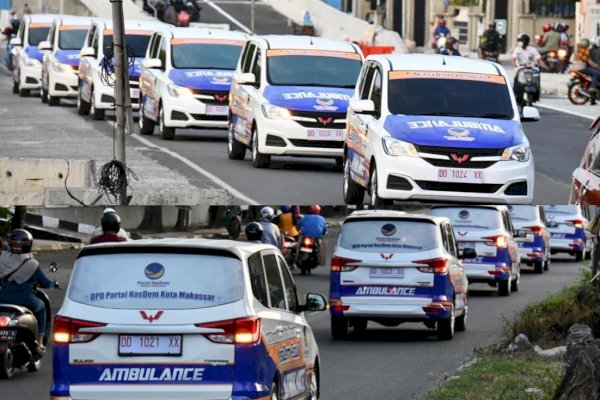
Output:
[
  {"xmin": 514, "ymin": 64, "xmax": 540, "ymax": 107},
  {"xmin": 481, "ymin": 49, "xmax": 499, "ymax": 63},
  {"xmin": 0, "ymin": 262, "xmax": 59, "ymax": 379},
  {"xmin": 568, "ymin": 70, "xmax": 597, "ymax": 106},
  {"xmin": 297, "ymin": 236, "xmax": 320, "ymax": 275},
  {"xmin": 282, "ymin": 235, "xmax": 299, "ymax": 268}
]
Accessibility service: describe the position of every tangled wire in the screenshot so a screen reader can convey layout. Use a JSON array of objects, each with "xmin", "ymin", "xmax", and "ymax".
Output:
[
  {"xmin": 97, "ymin": 160, "xmax": 139, "ymax": 204},
  {"xmin": 99, "ymin": 42, "xmax": 136, "ymax": 88}
]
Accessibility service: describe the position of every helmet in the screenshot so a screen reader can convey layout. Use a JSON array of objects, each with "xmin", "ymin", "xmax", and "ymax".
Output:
[
  {"xmin": 281, "ymin": 205, "xmax": 291, "ymax": 213},
  {"xmin": 518, "ymin": 33, "xmax": 530, "ymax": 46},
  {"xmin": 438, "ymin": 18, "xmax": 446, "ymax": 26},
  {"xmin": 8, "ymin": 229, "xmax": 33, "ymax": 253},
  {"xmin": 578, "ymin": 38, "xmax": 591, "ymax": 48},
  {"xmin": 446, "ymin": 36, "xmax": 456, "ymax": 46},
  {"xmin": 307, "ymin": 205, "xmax": 321, "ymax": 215},
  {"xmin": 559, "ymin": 22, "xmax": 569, "ymax": 31},
  {"xmin": 245, "ymin": 222, "xmax": 263, "ymax": 241},
  {"xmin": 101, "ymin": 211, "xmax": 121, "ymax": 233},
  {"xmin": 259, "ymin": 206, "xmax": 275, "ymax": 221},
  {"xmin": 593, "ymin": 37, "xmax": 600, "ymax": 48},
  {"xmin": 542, "ymin": 23, "xmax": 551, "ymax": 32}
]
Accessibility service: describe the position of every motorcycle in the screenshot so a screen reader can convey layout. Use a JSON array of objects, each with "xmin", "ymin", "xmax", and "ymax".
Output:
[
  {"xmin": 0, "ymin": 262, "xmax": 59, "ymax": 379},
  {"xmin": 542, "ymin": 50, "xmax": 560, "ymax": 73},
  {"xmin": 515, "ymin": 64, "xmax": 540, "ymax": 107},
  {"xmin": 282, "ymin": 235, "xmax": 298, "ymax": 268},
  {"xmin": 568, "ymin": 70, "xmax": 597, "ymax": 106},
  {"xmin": 223, "ymin": 207, "xmax": 242, "ymax": 239},
  {"xmin": 481, "ymin": 49, "xmax": 499, "ymax": 63},
  {"xmin": 297, "ymin": 236, "xmax": 320, "ymax": 275}
]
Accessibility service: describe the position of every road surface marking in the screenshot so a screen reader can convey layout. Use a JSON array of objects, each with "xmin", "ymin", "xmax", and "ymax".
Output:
[
  {"xmin": 201, "ymin": 0, "xmax": 252, "ymax": 34},
  {"xmin": 536, "ymin": 102, "xmax": 596, "ymax": 121}
]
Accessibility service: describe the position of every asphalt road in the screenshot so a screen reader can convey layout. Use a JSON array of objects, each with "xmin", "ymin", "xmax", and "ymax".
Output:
[{"xmin": 2, "ymin": 229, "xmax": 584, "ymax": 399}]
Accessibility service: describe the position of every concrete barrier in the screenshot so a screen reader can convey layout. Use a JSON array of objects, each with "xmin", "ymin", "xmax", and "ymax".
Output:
[
  {"xmin": 263, "ymin": 0, "xmax": 408, "ymax": 53},
  {"xmin": 77, "ymin": 0, "xmax": 153, "ymax": 20}
]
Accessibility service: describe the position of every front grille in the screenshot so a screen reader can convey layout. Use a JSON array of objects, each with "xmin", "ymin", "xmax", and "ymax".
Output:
[
  {"xmin": 191, "ymin": 89, "xmax": 230, "ymax": 105},
  {"xmin": 289, "ymin": 110, "xmax": 346, "ymax": 129},
  {"xmin": 289, "ymin": 139, "xmax": 344, "ymax": 149},
  {"xmin": 266, "ymin": 134, "xmax": 286, "ymax": 147},
  {"xmin": 415, "ymin": 145, "xmax": 503, "ymax": 169},
  {"xmin": 191, "ymin": 114, "xmax": 228, "ymax": 121},
  {"xmin": 415, "ymin": 181, "xmax": 502, "ymax": 193},
  {"xmin": 387, "ymin": 175, "xmax": 413, "ymax": 191}
]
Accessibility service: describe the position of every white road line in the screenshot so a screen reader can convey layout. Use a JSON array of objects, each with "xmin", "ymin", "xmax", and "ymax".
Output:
[
  {"xmin": 131, "ymin": 133, "xmax": 259, "ymax": 204},
  {"xmin": 536, "ymin": 102, "xmax": 597, "ymax": 121},
  {"xmin": 201, "ymin": 0, "xmax": 252, "ymax": 34}
]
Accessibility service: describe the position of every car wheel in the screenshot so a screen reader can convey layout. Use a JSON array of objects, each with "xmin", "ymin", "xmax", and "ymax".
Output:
[
  {"xmin": 77, "ymin": 85, "xmax": 90, "ymax": 115},
  {"xmin": 533, "ymin": 260, "xmax": 543, "ymax": 274},
  {"xmin": 498, "ymin": 278, "xmax": 511, "ymax": 296},
  {"xmin": 227, "ymin": 120, "xmax": 246, "ymax": 160},
  {"xmin": 585, "ymin": 249, "xmax": 592, "ymax": 261},
  {"xmin": 90, "ymin": 87, "xmax": 105, "ymax": 120},
  {"xmin": 455, "ymin": 303, "xmax": 467, "ymax": 332},
  {"xmin": 309, "ymin": 364, "xmax": 319, "ymax": 400},
  {"xmin": 0, "ymin": 345, "xmax": 14, "ymax": 379},
  {"xmin": 511, "ymin": 273, "xmax": 519, "ymax": 292},
  {"xmin": 48, "ymin": 93, "xmax": 60, "ymax": 106},
  {"xmin": 575, "ymin": 250, "xmax": 583, "ymax": 262},
  {"xmin": 334, "ymin": 156, "xmax": 343, "ymax": 168},
  {"xmin": 138, "ymin": 99, "xmax": 155, "ymax": 135},
  {"xmin": 369, "ymin": 162, "xmax": 392, "ymax": 207},
  {"xmin": 331, "ymin": 316, "xmax": 348, "ymax": 340},
  {"xmin": 352, "ymin": 319, "xmax": 367, "ymax": 334},
  {"xmin": 251, "ymin": 127, "xmax": 270, "ymax": 168},
  {"xmin": 437, "ymin": 305, "xmax": 455, "ymax": 340},
  {"xmin": 270, "ymin": 381, "xmax": 279, "ymax": 400},
  {"xmin": 343, "ymin": 155, "xmax": 365, "ymax": 205},
  {"xmin": 18, "ymin": 86, "xmax": 29, "ymax": 97},
  {"xmin": 12, "ymin": 77, "xmax": 19, "ymax": 94},
  {"xmin": 26, "ymin": 358, "xmax": 41, "ymax": 373},
  {"xmin": 159, "ymin": 106, "xmax": 175, "ymax": 140},
  {"xmin": 41, "ymin": 85, "xmax": 48, "ymax": 103},
  {"xmin": 544, "ymin": 257, "xmax": 550, "ymax": 271}
]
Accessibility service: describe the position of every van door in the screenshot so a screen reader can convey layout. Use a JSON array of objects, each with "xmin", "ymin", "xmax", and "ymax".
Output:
[{"xmin": 231, "ymin": 42, "xmax": 260, "ymax": 146}]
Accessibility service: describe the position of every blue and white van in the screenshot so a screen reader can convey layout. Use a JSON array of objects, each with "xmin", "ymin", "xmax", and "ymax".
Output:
[
  {"xmin": 543, "ymin": 205, "xmax": 591, "ymax": 262},
  {"xmin": 52, "ymin": 239, "xmax": 327, "ymax": 400}
]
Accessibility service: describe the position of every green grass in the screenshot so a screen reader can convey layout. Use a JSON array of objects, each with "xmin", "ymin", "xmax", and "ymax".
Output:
[{"xmin": 426, "ymin": 352, "xmax": 564, "ymax": 400}]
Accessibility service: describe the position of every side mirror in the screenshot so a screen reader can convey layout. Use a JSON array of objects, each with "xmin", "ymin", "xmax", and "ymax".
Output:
[
  {"xmin": 513, "ymin": 229, "xmax": 528, "ymax": 238},
  {"xmin": 302, "ymin": 293, "xmax": 327, "ymax": 312},
  {"xmin": 38, "ymin": 40, "xmax": 52, "ymax": 51},
  {"xmin": 350, "ymin": 99, "xmax": 376, "ymax": 114},
  {"xmin": 80, "ymin": 46, "xmax": 95, "ymax": 58},
  {"xmin": 9, "ymin": 37, "xmax": 22, "ymax": 47},
  {"xmin": 521, "ymin": 106, "xmax": 540, "ymax": 122},
  {"xmin": 144, "ymin": 57, "xmax": 163, "ymax": 69},
  {"xmin": 459, "ymin": 247, "xmax": 477, "ymax": 259},
  {"xmin": 233, "ymin": 72, "xmax": 256, "ymax": 85},
  {"xmin": 49, "ymin": 262, "xmax": 59, "ymax": 273}
]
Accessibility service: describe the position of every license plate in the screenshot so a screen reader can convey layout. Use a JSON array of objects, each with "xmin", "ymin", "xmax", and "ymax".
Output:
[
  {"xmin": 301, "ymin": 247, "xmax": 313, "ymax": 253},
  {"xmin": 369, "ymin": 267, "xmax": 404, "ymax": 279},
  {"xmin": 547, "ymin": 57, "xmax": 557, "ymax": 62},
  {"xmin": 458, "ymin": 241, "xmax": 475, "ymax": 250},
  {"xmin": 0, "ymin": 330, "xmax": 16, "ymax": 341},
  {"xmin": 206, "ymin": 105, "xmax": 229, "ymax": 116},
  {"xmin": 438, "ymin": 168, "xmax": 483, "ymax": 184},
  {"xmin": 130, "ymin": 88, "xmax": 139, "ymax": 99},
  {"xmin": 119, "ymin": 335, "xmax": 182, "ymax": 356},
  {"xmin": 306, "ymin": 129, "xmax": 344, "ymax": 141},
  {"xmin": 551, "ymin": 233, "xmax": 566, "ymax": 239}
]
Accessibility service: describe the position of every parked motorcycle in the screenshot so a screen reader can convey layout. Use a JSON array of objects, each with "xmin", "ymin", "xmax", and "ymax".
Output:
[
  {"xmin": 515, "ymin": 64, "xmax": 541, "ymax": 107},
  {"xmin": 0, "ymin": 262, "xmax": 59, "ymax": 379},
  {"xmin": 297, "ymin": 236, "xmax": 320, "ymax": 275},
  {"xmin": 568, "ymin": 71, "xmax": 597, "ymax": 106}
]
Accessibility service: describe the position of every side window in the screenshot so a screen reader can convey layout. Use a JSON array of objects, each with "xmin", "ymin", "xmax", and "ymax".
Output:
[
  {"xmin": 48, "ymin": 23, "xmax": 56, "ymax": 46},
  {"xmin": 263, "ymin": 253, "xmax": 286, "ymax": 311},
  {"xmin": 91, "ymin": 29, "xmax": 99, "ymax": 56},
  {"xmin": 158, "ymin": 36, "xmax": 167, "ymax": 69},
  {"xmin": 248, "ymin": 253, "xmax": 269, "ymax": 308},
  {"xmin": 445, "ymin": 224, "xmax": 458, "ymax": 257},
  {"xmin": 18, "ymin": 20, "xmax": 25, "ymax": 42},
  {"xmin": 539, "ymin": 206, "xmax": 547, "ymax": 225},
  {"xmin": 86, "ymin": 26, "xmax": 95, "ymax": 48},
  {"xmin": 251, "ymin": 47, "xmax": 261, "ymax": 84},
  {"xmin": 359, "ymin": 65, "xmax": 376, "ymax": 100},
  {"xmin": 369, "ymin": 69, "xmax": 382, "ymax": 116},
  {"xmin": 241, "ymin": 43, "xmax": 256, "ymax": 73},
  {"xmin": 149, "ymin": 34, "xmax": 161, "ymax": 59},
  {"xmin": 440, "ymin": 226, "xmax": 450, "ymax": 254},
  {"xmin": 278, "ymin": 256, "xmax": 298, "ymax": 313},
  {"xmin": 502, "ymin": 212, "xmax": 513, "ymax": 233},
  {"xmin": 356, "ymin": 65, "xmax": 371, "ymax": 98}
]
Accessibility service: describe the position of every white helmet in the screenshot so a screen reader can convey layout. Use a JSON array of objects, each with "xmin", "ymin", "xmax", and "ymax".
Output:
[
  {"xmin": 593, "ymin": 36, "xmax": 600, "ymax": 48},
  {"xmin": 260, "ymin": 206, "xmax": 275, "ymax": 221}
]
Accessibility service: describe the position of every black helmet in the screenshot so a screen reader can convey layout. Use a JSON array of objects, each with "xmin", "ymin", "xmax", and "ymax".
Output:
[
  {"xmin": 518, "ymin": 33, "xmax": 530, "ymax": 46},
  {"xmin": 8, "ymin": 229, "xmax": 33, "ymax": 253},
  {"xmin": 245, "ymin": 222, "xmax": 263, "ymax": 241},
  {"xmin": 101, "ymin": 212, "xmax": 121, "ymax": 233}
]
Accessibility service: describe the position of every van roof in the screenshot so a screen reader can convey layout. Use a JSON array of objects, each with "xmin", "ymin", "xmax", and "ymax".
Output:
[
  {"xmin": 370, "ymin": 53, "xmax": 503, "ymax": 76},
  {"xmin": 346, "ymin": 210, "xmax": 448, "ymax": 225},
  {"xmin": 52, "ymin": 15, "xmax": 95, "ymax": 26},
  {"xmin": 26, "ymin": 14, "xmax": 58, "ymax": 24},
  {"xmin": 258, "ymin": 35, "xmax": 360, "ymax": 53},
  {"xmin": 168, "ymin": 27, "xmax": 248, "ymax": 40}
]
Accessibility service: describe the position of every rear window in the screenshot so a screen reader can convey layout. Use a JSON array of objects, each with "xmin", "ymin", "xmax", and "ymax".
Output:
[
  {"xmin": 68, "ymin": 253, "xmax": 244, "ymax": 309},
  {"xmin": 431, "ymin": 207, "xmax": 501, "ymax": 231},
  {"xmin": 508, "ymin": 205, "xmax": 538, "ymax": 222},
  {"xmin": 339, "ymin": 219, "xmax": 439, "ymax": 253},
  {"xmin": 543, "ymin": 205, "xmax": 579, "ymax": 216}
]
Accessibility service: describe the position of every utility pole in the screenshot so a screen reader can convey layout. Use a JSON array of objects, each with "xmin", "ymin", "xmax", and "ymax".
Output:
[
  {"xmin": 251, "ymin": 0, "xmax": 255, "ymax": 34},
  {"xmin": 111, "ymin": 0, "xmax": 129, "ymax": 205}
]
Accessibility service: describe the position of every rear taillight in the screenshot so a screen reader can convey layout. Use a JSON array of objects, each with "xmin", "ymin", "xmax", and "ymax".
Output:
[
  {"xmin": 0, "ymin": 316, "xmax": 10, "ymax": 327},
  {"xmin": 330, "ymin": 256, "xmax": 360, "ymax": 272},
  {"xmin": 53, "ymin": 316, "xmax": 106, "ymax": 344},
  {"xmin": 195, "ymin": 317, "xmax": 260, "ymax": 345},
  {"xmin": 422, "ymin": 301, "xmax": 453, "ymax": 313},
  {"xmin": 329, "ymin": 299, "xmax": 349, "ymax": 313},
  {"xmin": 302, "ymin": 237, "xmax": 314, "ymax": 247},
  {"xmin": 483, "ymin": 235, "xmax": 508, "ymax": 248},
  {"xmin": 524, "ymin": 225, "xmax": 543, "ymax": 235},
  {"xmin": 567, "ymin": 219, "xmax": 584, "ymax": 228},
  {"xmin": 413, "ymin": 258, "xmax": 448, "ymax": 274}
]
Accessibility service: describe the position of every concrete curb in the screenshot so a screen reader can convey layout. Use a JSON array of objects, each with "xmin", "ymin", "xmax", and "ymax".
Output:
[{"xmin": 33, "ymin": 240, "xmax": 84, "ymax": 252}]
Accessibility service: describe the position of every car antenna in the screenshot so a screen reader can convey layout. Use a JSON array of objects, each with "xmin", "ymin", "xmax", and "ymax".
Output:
[
  {"xmin": 310, "ymin": 37, "xmax": 313, "ymax": 45},
  {"xmin": 442, "ymin": 55, "xmax": 446, "ymax": 66}
]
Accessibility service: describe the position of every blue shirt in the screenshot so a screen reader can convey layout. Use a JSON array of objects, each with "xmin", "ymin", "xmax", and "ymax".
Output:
[
  {"xmin": 298, "ymin": 214, "xmax": 328, "ymax": 239},
  {"xmin": 0, "ymin": 266, "xmax": 55, "ymax": 304},
  {"xmin": 434, "ymin": 26, "xmax": 450, "ymax": 37}
]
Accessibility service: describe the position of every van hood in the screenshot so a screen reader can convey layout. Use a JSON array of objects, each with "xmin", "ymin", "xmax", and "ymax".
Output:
[
  {"xmin": 168, "ymin": 69, "xmax": 234, "ymax": 91},
  {"xmin": 383, "ymin": 115, "xmax": 525, "ymax": 149},
  {"xmin": 55, "ymin": 49, "xmax": 81, "ymax": 67},
  {"xmin": 263, "ymin": 86, "xmax": 354, "ymax": 113},
  {"xmin": 25, "ymin": 45, "xmax": 44, "ymax": 61}
]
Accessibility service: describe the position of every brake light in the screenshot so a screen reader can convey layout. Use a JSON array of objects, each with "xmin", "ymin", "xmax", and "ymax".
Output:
[
  {"xmin": 483, "ymin": 235, "xmax": 508, "ymax": 248},
  {"xmin": 0, "ymin": 316, "xmax": 10, "ymax": 327},
  {"xmin": 302, "ymin": 237, "xmax": 314, "ymax": 247},
  {"xmin": 413, "ymin": 258, "xmax": 448, "ymax": 274},
  {"xmin": 422, "ymin": 301, "xmax": 453, "ymax": 313},
  {"xmin": 53, "ymin": 316, "xmax": 107, "ymax": 344},
  {"xmin": 330, "ymin": 256, "xmax": 360, "ymax": 272},
  {"xmin": 567, "ymin": 219, "xmax": 584, "ymax": 228},
  {"xmin": 195, "ymin": 317, "xmax": 260, "ymax": 345},
  {"xmin": 524, "ymin": 226, "xmax": 543, "ymax": 235}
]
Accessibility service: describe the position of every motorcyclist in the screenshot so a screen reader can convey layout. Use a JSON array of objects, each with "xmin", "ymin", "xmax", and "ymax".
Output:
[
  {"xmin": 273, "ymin": 205, "xmax": 300, "ymax": 240},
  {"xmin": 432, "ymin": 18, "xmax": 450, "ymax": 49},
  {"xmin": 512, "ymin": 33, "xmax": 547, "ymax": 69},
  {"xmin": 298, "ymin": 205, "xmax": 328, "ymax": 241},
  {"xmin": 558, "ymin": 22, "xmax": 570, "ymax": 49},
  {"xmin": 90, "ymin": 211, "xmax": 128, "ymax": 244},
  {"xmin": 537, "ymin": 23, "xmax": 560, "ymax": 54},
  {"xmin": 478, "ymin": 22, "xmax": 501, "ymax": 61},
  {"xmin": 0, "ymin": 229, "xmax": 58, "ymax": 354},
  {"xmin": 90, "ymin": 208, "xmax": 128, "ymax": 243},
  {"xmin": 257, "ymin": 206, "xmax": 282, "ymax": 249},
  {"xmin": 569, "ymin": 38, "xmax": 600, "ymax": 95},
  {"xmin": 591, "ymin": 37, "xmax": 600, "ymax": 68},
  {"xmin": 438, "ymin": 36, "xmax": 461, "ymax": 56},
  {"xmin": 245, "ymin": 221, "xmax": 264, "ymax": 243}
]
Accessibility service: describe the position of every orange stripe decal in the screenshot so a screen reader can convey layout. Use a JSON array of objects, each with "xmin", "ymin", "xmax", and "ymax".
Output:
[
  {"xmin": 29, "ymin": 23, "xmax": 51, "ymax": 28},
  {"xmin": 389, "ymin": 70, "xmax": 506, "ymax": 84},
  {"xmin": 267, "ymin": 49, "xmax": 362, "ymax": 60},
  {"xmin": 104, "ymin": 29, "xmax": 153, "ymax": 36},
  {"xmin": 59, "ymin": 25, "xmax": 89, "ymax": 31},
  {"xmin": 171, "ymin": 38, "xmax": 245, "ymax": 46}
]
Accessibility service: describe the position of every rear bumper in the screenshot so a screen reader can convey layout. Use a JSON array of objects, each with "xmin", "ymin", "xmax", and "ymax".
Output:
[{"xmin": 463, "ymin": 263, "xmax": 510, "ymax": 282}]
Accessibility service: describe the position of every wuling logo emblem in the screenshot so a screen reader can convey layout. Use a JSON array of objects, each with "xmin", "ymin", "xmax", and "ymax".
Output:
[
  {"xmin": 380, "ymin": 253, "xmax": 394, "ymax": 260},
  {"xmin": 214, "ymin": 94, "xmax": 228, "ymax": 102},
  {"xmin": 140, "ymin": 311, "xmax": 163, "ymax": 323},
  {"xmin": 450, "ymin": 153, "xmax": 470, "ymax": 165},
  {"xmin": 317, "ymin": 116, "xmax": 334, "ymax": 126},
  {"xmin": 457, "ymin": 231, "xmax": 468, "ymax": 236}
]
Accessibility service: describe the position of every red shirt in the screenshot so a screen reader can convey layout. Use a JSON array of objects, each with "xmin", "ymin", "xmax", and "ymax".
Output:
[{"xmin": 90, "ymin": 234, "xmax": 128, "ymax": 244}]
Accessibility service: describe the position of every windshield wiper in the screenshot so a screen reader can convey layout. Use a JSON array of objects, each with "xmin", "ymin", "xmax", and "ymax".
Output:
[{"xmin": 477, "ymin": 113, "xmax": 513, "ymax": 119}]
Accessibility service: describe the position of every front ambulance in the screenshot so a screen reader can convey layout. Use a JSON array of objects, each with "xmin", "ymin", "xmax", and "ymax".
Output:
[
  {"xmin": 15, "ymin": 22, "xmax": 51, "ymax": 92},
  {"xmin": 47, "ymin": 25, "xmax": 89, "ymax": 99}
]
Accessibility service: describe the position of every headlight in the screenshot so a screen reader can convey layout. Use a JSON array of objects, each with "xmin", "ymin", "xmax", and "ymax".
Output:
[
  {"xmin": 517, "ymin": 71, "xmax": 529, "ymax": 85},
  {"xmin": 167, "ymin": 83, "xmax": 194, "ymax": 98},
  {"xmin": 24, "ymin": 57, "xmax": 41, "ymax": 67},
  {"xmin": 53, "ymin": 62, "xmax": 73, "ymax": 73},
  {"xmin": 262, "ymin": 104, "xmax": 291, "ymax": 120},
  {"xmin": 382, "ymin": 137, "xmax": 418, "ymax": 157},
  {"xmin": 501, "ymin": 144, "xmax": 530, "ymax": 162},
  {"xmin": 558, "ymin": 49, "xmax": 568, "ymax": 58}
]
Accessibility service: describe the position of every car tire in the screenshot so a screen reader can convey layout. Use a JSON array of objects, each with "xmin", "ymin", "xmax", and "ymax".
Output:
[
  {"xmin": 12, "ymin": 78, "xmax": 19, "ymax": 94},
  {"xmin": 343, "ymin": 155, "xmax": 365, "ymax": 205},
  {"xmin": 159, "ymin": 106, "xmax": 175, "ymax": 140},
  {"xmin": 334, "ymin": 156, "xmax": 343, "ymax": 168},
  {"xmin": 90, "ymin": 87, "xmax": 105, "ymax": 120},
  {"xmin": 511, "ymin": 274, "xmax": 519, "ymax": 292},
  {"xmin": 48, "ymin": 93, "xmax": 59, "ymax": 106},
  {"xmin": 544, "ymin": 258, "xmax": 550, "ymax": 271},
  {"xmin": 533, "ymin": 260, "xmax": 543, "ymax": 274},
  {"xmin": 0, "ymin": 345, "xmax": 14, "ymax": 379},
  {"xmin": 437, "ymin": 305, "xmax": 455, "ymax": 340},
  {"xmin": 138, "ymin": 99, "xmax": 155, "ymax": 135},
  {"xmin": 370, "ymin": 162, "xmax": 392, "ymax": 207},
  {"xmin": 19, "ymin": 87, "xmax": 29, "ymax": 97},
  {"xmin": 77, "ymin": 86, "xmax": 90, "ymax": 116},
  {"xmin": 585, "ymin": 249, "xmax": 592, "ymax": 261},
  {"xmin": 498, "ymin": 279, "xmax": 511, "ymax": 296},
  {"xmin": 331, "ymin": 316, "xmax": 348, "ymax": 340},
  {"xmin": 227, "ymin": 121, "xmax": 246, "ymax": 160},
  {"xmin": 41, "ymin": 85, "xmax": 48, "ymax": 103},
  {"xmin": 575, "ymin": 250, "xmax": 583, "ymax": 262},
  {"xmin": 455, "ymin": 305, "xmax": 467, "ymax": 332},
  {"xmin": 309, "ymin": 363, "xmax": 319, "ymax": 400},
  {"xmin": 251, "ymin": 127, "xmax": 270, "ymax": 168},
  {"xmin": 270, "ymin": 381, "xmax": 280, "ymax": 400},
  {"xmin": 352, "ymin": 319, "xmax": 367, "ymax": 334}
]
